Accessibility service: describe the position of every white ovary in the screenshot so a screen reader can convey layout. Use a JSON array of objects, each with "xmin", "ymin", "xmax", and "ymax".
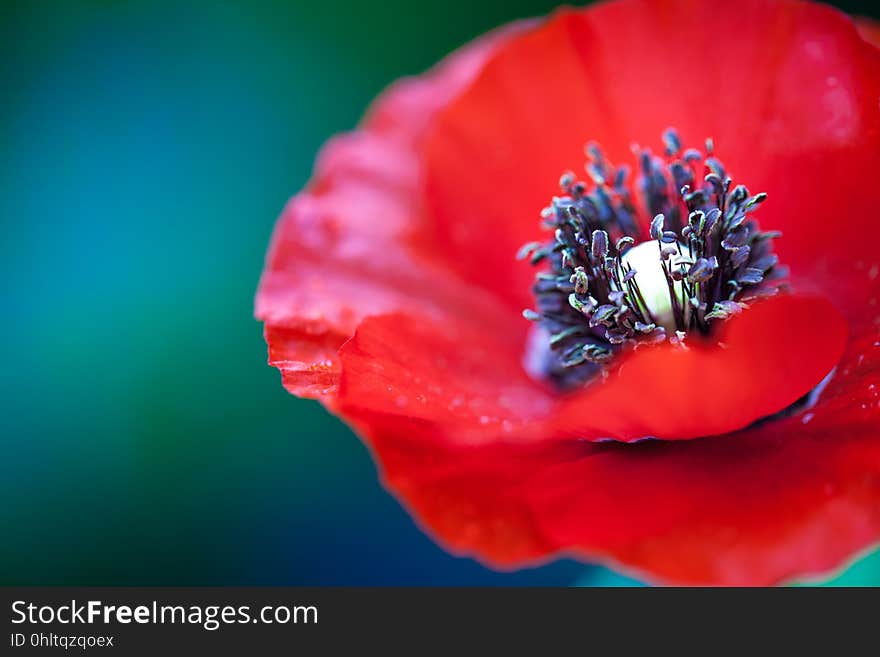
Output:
[{"xmin": 620, "ymin": 240, "xmax": 691, "ymax": 333}]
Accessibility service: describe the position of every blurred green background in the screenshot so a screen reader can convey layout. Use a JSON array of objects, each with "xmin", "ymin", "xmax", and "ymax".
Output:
[{"xmin": 2, "ymin": 0, "xmax": 878, "ymax": 586}]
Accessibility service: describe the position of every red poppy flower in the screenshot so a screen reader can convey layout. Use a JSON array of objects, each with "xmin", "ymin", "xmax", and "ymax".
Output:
[{"xmin": 256, "ymin": 0, "xmax": 880, "ymax": 585}]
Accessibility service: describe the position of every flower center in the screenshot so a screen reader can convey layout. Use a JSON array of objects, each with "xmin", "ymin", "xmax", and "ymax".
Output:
[{"xmin": 520, "ymin": 129, "xmax": 786, "ymax": 388}]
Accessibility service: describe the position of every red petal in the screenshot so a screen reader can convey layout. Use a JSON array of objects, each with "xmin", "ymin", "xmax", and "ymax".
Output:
[
  {"xmin": 255, "ymin": 23, "xmax": 529, "ymax": 401},
  {"xmin": 347, "ymin": 412, "xmax": 580, "ymax": 565},
  {"xmin": 423, "ymin": 0, "xmax": 880, "ymax": 316},
  {"xmin": 338, "ymin": 312, "xmax": 552, "ymax": 444},
  {"xmin": 551, "ymin": 294, "xmax": 848, "ymax": 441},
  {"xmin": 524, "ymin": 406, "xmax": 880, "ymax": 586}
]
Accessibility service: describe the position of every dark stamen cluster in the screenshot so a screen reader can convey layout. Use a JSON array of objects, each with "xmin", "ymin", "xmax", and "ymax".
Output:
[{"xmin": 520, "ymin": 129, "xmax": 787, "ymax": 388}]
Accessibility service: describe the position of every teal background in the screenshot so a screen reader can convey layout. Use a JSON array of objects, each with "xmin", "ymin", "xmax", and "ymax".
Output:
[{"xmin": 2, "ymin": 0, "xmax": 878, "ymax": 585}]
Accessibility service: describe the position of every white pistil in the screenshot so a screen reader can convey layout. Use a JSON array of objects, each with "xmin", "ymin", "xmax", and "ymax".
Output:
[{"xmin": 621, "ymin": 240, "xmax": 690, "ymax": 334}]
